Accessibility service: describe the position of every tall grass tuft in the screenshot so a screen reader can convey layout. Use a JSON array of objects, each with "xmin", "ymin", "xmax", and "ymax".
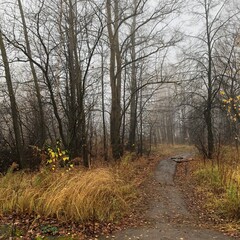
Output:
[
  {"xmin": 194, "ymin": 147, "xmax": 240, "ymax": 219},
  {"xmin": 0, "ymin": 168, "xmax": 135, "ymax": 222}
]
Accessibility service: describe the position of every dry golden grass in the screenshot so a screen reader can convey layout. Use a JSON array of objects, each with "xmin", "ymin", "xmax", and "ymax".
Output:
[
  {"xmin": 156, "ymin": 144, "xmax": 195, "ymax": 157},
  {"xmin": 0, "ymin": 168, "xmax": 135, "ymax": 222},
  {"xmin": 0, "ymin": 144, "xmax": 193, "ymax": 225},
  {"xmin": 193, "ymin": 146, "xmax": 240, "ymax": 219}
]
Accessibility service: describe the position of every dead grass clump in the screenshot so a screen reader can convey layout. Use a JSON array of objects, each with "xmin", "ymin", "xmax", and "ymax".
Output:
[
  {"xmin": 0, "ymin": 168, "xmax": 135, "ymax": 222},
  {"xmin": 193, "ymin": 147, "xmax": 240, "ymax": 219}
]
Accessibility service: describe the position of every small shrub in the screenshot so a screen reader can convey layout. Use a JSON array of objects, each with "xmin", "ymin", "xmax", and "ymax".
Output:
[
  {"xmin": 29, "ymin": 142, "xmax": 75, "ymax": 171},
  {"xmin": 44, "ymin": 141, "xmax": 71, "ymax": 170}
]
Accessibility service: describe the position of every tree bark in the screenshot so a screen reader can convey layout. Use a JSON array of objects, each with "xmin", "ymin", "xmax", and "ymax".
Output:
[
  {"xmin": 106, "ymin": 0, "xmax": 123, "ymax": 159},
  {"xmin": 128, "ymin": 0, "xmax": 138, "ymax": 151},
  {"xmin": 67, "ymin": 0, "xmax": 88, "ymax": 167},
  {"xmin": 205, "ymin": 0, "xmax": 214, "ymax": 158},
  {"xmin": 0, "ymin": 29, "xmax": 24, "ymax": 167},
  {"xmin": 100, "ymin": 44, "xmax": 108, "ymax": 161}
]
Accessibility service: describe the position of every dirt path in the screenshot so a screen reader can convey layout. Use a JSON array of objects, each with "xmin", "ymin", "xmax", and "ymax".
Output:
[{"xmin": 100, "ymin": 153, "xmax": 233, "ymax": 240}]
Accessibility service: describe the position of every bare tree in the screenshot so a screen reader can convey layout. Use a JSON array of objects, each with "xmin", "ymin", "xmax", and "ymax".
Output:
[
  {"xmin": 106, "ymin": 0, "xmax": 124, "ymax": 159},
  {"xmin": 181, "ymin": 0, "xmax": 239, "ymax": 158},
  {"xmin": 127, "ymin": 0, "xmax": 138, "ymax": 151},
  {"xmin": 106, "ymin": 0, "xmax": 182, "ymax": 158},
  {"xmin": 0, "ymin": 28, "xmax": 23, "ymax": 167},
  {"xmin": 17, "ymin": 0, "xmax": 46, "ymax": 146}
]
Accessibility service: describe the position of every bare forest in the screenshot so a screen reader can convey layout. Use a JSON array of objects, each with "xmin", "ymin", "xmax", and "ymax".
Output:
[
  {"xmin": 0, "ymin": 0, "xmax": 239, "ymax": 169},
  {"xmin": 0, "ymin": 0, "xmax": 240, "ymax": 238}
]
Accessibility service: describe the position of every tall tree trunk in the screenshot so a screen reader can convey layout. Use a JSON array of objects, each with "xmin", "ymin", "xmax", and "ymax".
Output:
[
  {"xmin": 0, "ymin": 29, "xmax": 24, "ymax": 167},
  {"xmin": 67, "ymin": 0, "xmax": 77, "ymax": 154},
  {"xmin": 67, "ymin": 0, "xmax": 88, "ymax": 166},
  {"xmin": 139, "ymin": 82, "xmax": 143, "ymax": 156},
  {"xmin": 205, "ymin": 0, "xmax": 214, "ymax": 159},
  {"xmin": 101, "ymin": 45, "xmax": 108, "ymax": 161},
  {"xmin": 17, "ymin": 0, "xmax": 46, "ymax": 146},
  {"xmin": 128, "ymin": 0, "xmax": 138, "ymax": 151},
  {"xmin": 106, "ymin": 0, "xmax": 123, "ymax": 159}
]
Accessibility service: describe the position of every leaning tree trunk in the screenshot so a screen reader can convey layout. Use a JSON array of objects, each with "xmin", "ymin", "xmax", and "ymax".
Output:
[{"xmin": 0, "ymin": 29, "xmax": 24, "ymax": 168}]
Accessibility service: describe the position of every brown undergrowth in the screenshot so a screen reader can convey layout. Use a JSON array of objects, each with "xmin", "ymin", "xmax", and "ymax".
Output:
[
  {"xmin": 175, "ymin": 147, "xmax": 240, "ymax": 238},
  {"xmin": 0, "ymin": 144, "xmax": 192, "ymax": 239},
  {"xmin": 0, "ymin": 152, "xmax": 157, "ymax": 239}
]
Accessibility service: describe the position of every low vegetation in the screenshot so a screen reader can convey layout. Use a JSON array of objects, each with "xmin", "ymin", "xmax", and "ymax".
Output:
[
  {"xmin": 157, "ymin": 144, "xmax": 194, "ymax": 157},
  {"xmin": 190, "ymin": 146, "xmax": 240, "ymax": 223},
  {"xmin": 0, "ymin": 153, "xmax": 144, "ymax": 238},
  {"xmin": 0, "ymin": 144, "xmax": 191, "ymax": 239},
  {"xmin": 0, "ymin": 167, "xmax": 135, "ymax": 223}
]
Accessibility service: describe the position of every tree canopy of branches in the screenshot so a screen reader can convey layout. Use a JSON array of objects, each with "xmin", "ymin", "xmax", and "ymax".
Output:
[{"xmin": 0, "ymin": 0, "xmax": 239, "ymax": 169}]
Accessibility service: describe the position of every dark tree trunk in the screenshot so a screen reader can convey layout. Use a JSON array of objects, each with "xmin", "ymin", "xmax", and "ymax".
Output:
[
  {"xmin": 0, "ymin": 29, "xmax": 24, "ymax": 168},
  {"xmin": 205, "ymin": 0, "xmax": 214, "ymax": 159},
  {"xmin": 101, "ymin": 46, "xmax": 108, "ymax": 161},
  {"xmin": 66, "ymin": 0, "xmax": 88, "ymax": 167},
  {"xmin": 106, "ymin": 0, "xmax": 123, "ymax": 159},
  {"xmin": 128, "ymin": 0, "xmax": 138, "ymax": 151}
]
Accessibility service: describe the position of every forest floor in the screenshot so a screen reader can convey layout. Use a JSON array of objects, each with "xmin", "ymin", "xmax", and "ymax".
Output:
[
  {"xmin": 99, "ymin": 152, "xmax": 239, "ymax": 240},
  {"xmin": 1, "ymin": 146, "xmax": 240, "ymax": 239}
]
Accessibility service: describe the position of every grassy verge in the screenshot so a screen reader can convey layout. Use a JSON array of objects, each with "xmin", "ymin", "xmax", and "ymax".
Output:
[
  {"xmin": 193, "ymin": 147, "xmax": 240, "ymax": 219},
  {"xmin": 177, "ymin": 146, "xmax": 240, "ymax": 237},
  {"xmin": 0, "ymin": 154, "xmax": 153, "ymax": 239},
  {"xmin": 0, "ymin": 167, "xmax": 136, "ymax": 223},
  {"xmin": 0, "ymin": 144, "xmax": 193, "ymax": 239},
  {"xmin": 154, "ymin": 144, "xmax": 194, "ymax": 157}
]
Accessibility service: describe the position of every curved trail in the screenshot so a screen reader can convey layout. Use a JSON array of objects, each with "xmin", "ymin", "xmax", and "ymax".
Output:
[{"xmin": 101, "ymin": 153, "xmax": 233, "ymax": 240}]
